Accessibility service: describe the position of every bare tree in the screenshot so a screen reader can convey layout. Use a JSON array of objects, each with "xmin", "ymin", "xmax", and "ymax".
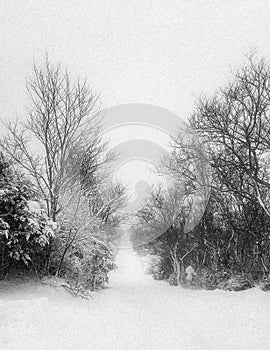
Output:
[
  {"xmin": 136, "ymin": 184, "xmax": 185, "ymax": 233},
  {"xmin": 134, "ymin": 184, "xmax": 194, "ymax": 284},
  {"xmin": 190, "ymin": 55, "xmax": 270, "ymax": 217},
  {"xmin": 162, "ymin": 130, "xmax": 211, "ymax": 233},
  {"xmin": 54, "ymin": 183, "xmax": 103, "ymax": 276},
  {"xmin": 134, "ymin": 130, "xmax": 211, "ymax": 285},
  {"xmin": 89, "ymin": 182, "xmax": 127, "ymax": 225},
  {"xmin": 0, "ymin": 56, "xmax": 111, "ymax": 221}
]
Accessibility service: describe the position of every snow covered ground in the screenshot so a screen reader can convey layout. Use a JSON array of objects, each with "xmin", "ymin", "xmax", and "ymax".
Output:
[{"xmin": 1, "ymin": 248, "xmax": 270, "ymax": 350}]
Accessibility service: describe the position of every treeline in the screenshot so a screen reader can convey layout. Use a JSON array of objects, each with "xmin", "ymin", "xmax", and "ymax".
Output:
[
  {"xmin": 135, "ymin": 55, "xmax": 270, "ymax": 291},
  {"xmin": 0, "ymin": 57, "xmax": 126, "ymax": 294}
]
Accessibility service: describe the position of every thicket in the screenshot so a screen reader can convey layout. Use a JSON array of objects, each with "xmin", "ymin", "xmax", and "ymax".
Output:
[
  {"xmin": 0, "ymin": 57, "xmax": 125, "ymax": 294},
  {"xmin": 135, "ymin": 55, "xmax": 270, "ymax": 292}
]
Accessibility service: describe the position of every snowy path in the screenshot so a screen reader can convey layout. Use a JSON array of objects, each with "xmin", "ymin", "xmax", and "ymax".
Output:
[{"xmin": 1, "ymin": 248, "xmax": 270, "ymax": 349}]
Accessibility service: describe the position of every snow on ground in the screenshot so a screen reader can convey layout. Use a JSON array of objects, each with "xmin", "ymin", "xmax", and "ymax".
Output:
[{"xmin": 1, "ymin": 248, "xmax": 270, "ymax": 350}]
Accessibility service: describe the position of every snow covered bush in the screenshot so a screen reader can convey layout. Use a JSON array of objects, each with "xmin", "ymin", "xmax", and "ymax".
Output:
[
  {"xmin": 51, "ymin": 233, "xmax": 116, "ymax": 291},
  {"xmin": 44, "ymin": 186, "xmax": 118, "ymax": 291},
  {"xmin": 217, "ymin": 274, "xmax": 254, "ymax": 291},
  {"xmin": 192, "ymin": 269, "xmax": 229, "ymax": 290},
  {"xmin": 260, "ymin": 277, "xmax": 270, "ymax": 291},
  {"xmin": 0, "ymin": 153, "xmax": 116, "ymax": 291},
  {"xmin": 0, "ymin": 154, "xmax": 55, "ymax": 277},
  {"xmin": 191, "ymin": 269, "xmax": 255, "ymax": 291}
]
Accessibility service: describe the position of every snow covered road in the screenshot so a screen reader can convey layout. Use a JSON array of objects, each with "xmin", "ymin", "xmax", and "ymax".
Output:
[{"xmin": 1, "ymin": 248, "xmax": 270, "ymax": 350}]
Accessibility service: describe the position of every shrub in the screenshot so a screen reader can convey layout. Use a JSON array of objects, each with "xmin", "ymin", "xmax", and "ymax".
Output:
[
  {"xmin": 191, "ymin": 269, "xmax": 229, "ymax": 290},
  {"xmin": 259, "ymin": 277, "xmax": 270, "ymax": 291},
  {"xmin": 191, "ymin": 269, "xmax": 254, "ymax": 291},
  {"xmin": 218, "ymin": 274, "xmax": 254, "ymax": 291},
  {"xmin": 50, "ymin": 235, "xmax": 116, "ymax": 292},
  {"xmin": 0, "ymin": 157, "xmax": 55, "ymax": 277}
]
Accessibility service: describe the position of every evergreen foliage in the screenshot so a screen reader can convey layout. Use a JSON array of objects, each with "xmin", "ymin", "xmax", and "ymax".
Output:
[{"xmin": 0, "ymin": 154, "xmax": 55, "ymax": 277}]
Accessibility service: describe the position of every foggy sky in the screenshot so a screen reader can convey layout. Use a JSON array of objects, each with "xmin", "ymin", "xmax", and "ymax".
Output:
[{"xmin": 1, "ymin": 0, "xmax": 270, "ymax": 123}]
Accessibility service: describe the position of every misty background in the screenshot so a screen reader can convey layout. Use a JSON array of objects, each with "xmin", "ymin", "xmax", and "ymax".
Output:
[{"xmin": 1, "ymin": 0, "xmax": 270, "ymax": 125}]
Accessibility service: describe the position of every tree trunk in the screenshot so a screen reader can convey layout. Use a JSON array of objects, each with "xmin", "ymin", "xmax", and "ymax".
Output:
[
  {"xmin": 175, "ymin": 258, "xmax": 181, "ymax": 286},
  {"xmin": 56, "ymin": 244, "xmax": 71, "ymax": 277}
]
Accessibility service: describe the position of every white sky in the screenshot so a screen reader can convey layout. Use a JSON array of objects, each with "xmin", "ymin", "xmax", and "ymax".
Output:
[
  {"xmin": 1, "ymin": 0, "xmax": 270, "ymax": 123},
  {"xmin": 102, "ymin": 124, "xmax": 170, "ymax": 150},
  {"xmin": 1, "ymin": 0, "xmax": 270, "ymax": 210}
]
